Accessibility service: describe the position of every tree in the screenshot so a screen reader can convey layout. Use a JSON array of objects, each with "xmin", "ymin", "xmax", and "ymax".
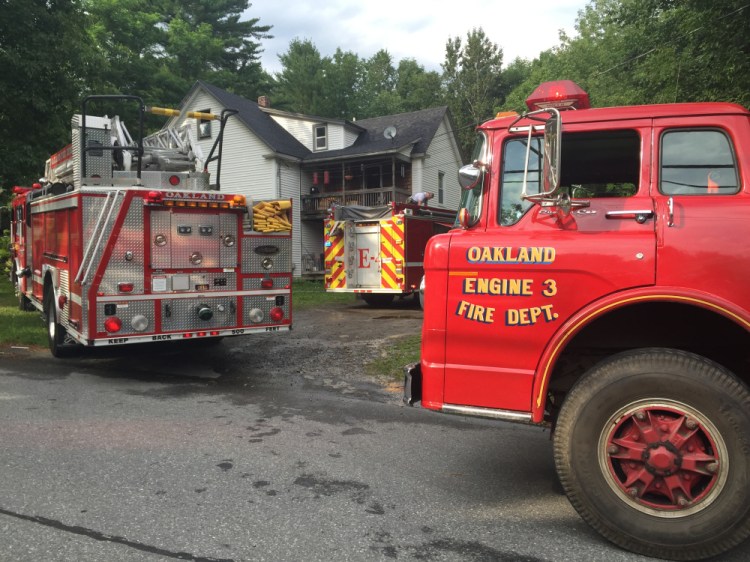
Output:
[
  {"xmin": 358, "ymin": 50, "xmax": 402, "ymax": 117},
  {"xmin": 395, "ymin": 59, "xmax": 443, "ymax": 113},
  {"xmin": 273, "ymin": 38, "xmax": 325, "ymax": 114},
  {"xmin": 503, "ymin": 0, "xmax": 750, "ymax": 111},
  {"xmin": 86, "ymin": 0, "xmax": 273, "ymax": 106},
  {"xmin": 442, "ymin": 28, "xmax": 504, "ymax": 158},
  {"xmin": 318, "ymin": 49, "xmax": 364, "ymax": 119},
  {"xmin": 0, "ymin": 0, "xmax": 97, "ymax": 192}
]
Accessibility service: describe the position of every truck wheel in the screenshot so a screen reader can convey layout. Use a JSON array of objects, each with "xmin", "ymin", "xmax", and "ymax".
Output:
[
  {"xmin": 361, "ymin": 294, "xmax": 395, "ymax": 307},
  {"xmin": 46, "ymin": 288, "xmax": 72, "ymax": 358},
  {"xmin": 554, "ymin": 348, "xmax": 750, "ymax": 560}
]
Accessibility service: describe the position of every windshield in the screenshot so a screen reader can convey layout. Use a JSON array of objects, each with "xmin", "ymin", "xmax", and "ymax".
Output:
[{"xmin": 454, "ymin": 133, "xmax": 487, "ymax": 227}]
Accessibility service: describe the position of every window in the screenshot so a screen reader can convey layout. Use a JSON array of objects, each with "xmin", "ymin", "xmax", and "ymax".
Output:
[
  {"xmin": 314, "ymin": 124, "xmax": 327, "ymax": 151},
  {"xmin": 198, "ymin": 109, "xmax": 211, "ymax": 139},
  {"xmin": 455, "ymin": 133, "xmax": 487, "ymax": 228},
  {"xmin": 500, "ymin": 130, "xmax": 640, "ymax": 226},
  {"xmin": 438, "ymin": 171, "xmax": 445, "ymax": 204},
  {"xmin": 660, "ymin": 129, "xmax": 738, "ymax": 195}
]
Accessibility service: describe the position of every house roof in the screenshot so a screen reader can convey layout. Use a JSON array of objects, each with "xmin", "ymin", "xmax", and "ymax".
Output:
[
  {"xmin": 195, "ymin": 81, "xmax": 309, "ymax": 160},
  {"xmin": 303, "ymin": 105, "xmax": 449, "ymax": 164},
  {"xmin": 188, "ymin": 81, "xmax": 451, "ymax": 164}
]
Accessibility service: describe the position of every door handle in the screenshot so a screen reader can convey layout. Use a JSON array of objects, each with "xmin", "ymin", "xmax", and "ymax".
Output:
[{"xmin": 605, "ymin": 210, "xmax": 654, "ymax": 224}]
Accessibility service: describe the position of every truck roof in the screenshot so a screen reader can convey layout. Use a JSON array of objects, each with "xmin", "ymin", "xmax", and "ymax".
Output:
[{"xmin": 483, "ymin": 102, "xmax": 749, "ymax": 130}]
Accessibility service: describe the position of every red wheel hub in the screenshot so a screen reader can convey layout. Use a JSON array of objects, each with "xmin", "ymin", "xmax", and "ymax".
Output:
[{"xmin": 604, "ymin": 406, "xmax": 720, "ymax": 511}]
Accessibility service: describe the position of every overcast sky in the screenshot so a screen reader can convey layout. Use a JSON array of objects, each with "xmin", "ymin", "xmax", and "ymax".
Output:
[{"xmin": 247, "ymin": 0, "xmax": 587, "ymax": 75}]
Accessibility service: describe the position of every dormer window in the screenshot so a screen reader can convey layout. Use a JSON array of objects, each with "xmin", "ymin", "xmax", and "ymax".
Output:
[{"xmin": 314, "ymin": 124, "xmax": 327, "ymax": 151}]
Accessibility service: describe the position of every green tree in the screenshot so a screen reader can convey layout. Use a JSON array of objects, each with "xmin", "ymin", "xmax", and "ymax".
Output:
[
  {"xmin": 273, "ymin": 38, "xmax": 326, "ymax": 114},
  {"xmin": 359, "ymin": 50, "xmax": 402, "ymax": 117},
  {"xmin": 318, "ymin": 49, "xmax": 364, "ymax": 119},
  {"xmin": 87, "ymin": 0, "xmax": 273, "ymax": 106},
  {"xmin": 503, "ymin": 0, "xmax": 750, "ymax": 111},
  {"xmin": 442, "ymin": 28, "xmax": 504, "ymax": 158},
  {"xmin": 0, "ymin": 0, "xmax": 97, "ymax": 193},
  {"xmin": 395, "ymin": 59, "xmax": 444, "ymax": 113}
]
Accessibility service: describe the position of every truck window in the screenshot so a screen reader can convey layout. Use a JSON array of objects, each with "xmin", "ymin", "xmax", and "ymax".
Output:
[
  {"xmin": 499, "ymin": 129, "xmax": 640, "ymax": 226},
  {"xmin": 660, "ymin": 129, "xmax": 739, "ymax": 195},
  {"xmin": 456, "ymin": 133, "xmax": 488, "ymax": 227}
]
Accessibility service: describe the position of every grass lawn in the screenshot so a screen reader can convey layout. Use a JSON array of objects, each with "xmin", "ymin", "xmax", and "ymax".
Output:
[
  {"xmin": 366, "ymin": 333, "xmax": 421, "ymax": 382},
  {"xmin": 0, "ymin": 279, "xmax": 46, "ymax": 347},
  {"xmin": 291, "ymin": 278, "xmax": 356, "ymax": 309}
]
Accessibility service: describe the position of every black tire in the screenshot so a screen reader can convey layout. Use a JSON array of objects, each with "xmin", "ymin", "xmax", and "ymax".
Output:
[
  {"xmin": 361, "ymin": 293, "xmax": 395, "ymax": 307},
  {"xmin": 554, "ymin": 348, "xmax": 750, "ymax": 560},
  {"xmin": 46, "ymin": 288, "xmax": 72, "ymax": 358}
]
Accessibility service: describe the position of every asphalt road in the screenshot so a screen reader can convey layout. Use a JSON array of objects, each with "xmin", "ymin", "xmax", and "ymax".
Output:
[{"xmin": 0, "ymin": 304, "xmax": 747, "ymax": 561}]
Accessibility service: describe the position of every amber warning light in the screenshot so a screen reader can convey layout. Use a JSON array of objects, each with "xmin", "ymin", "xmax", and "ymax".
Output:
[{"xmin": 526, "ymin": 80, "xmax": 591, "ymax": 111}]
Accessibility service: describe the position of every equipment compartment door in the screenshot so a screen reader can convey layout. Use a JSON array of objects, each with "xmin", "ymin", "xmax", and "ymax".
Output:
[{"xmin": 352, "ymin": 223, "xmax": 381, "ymax": 288}]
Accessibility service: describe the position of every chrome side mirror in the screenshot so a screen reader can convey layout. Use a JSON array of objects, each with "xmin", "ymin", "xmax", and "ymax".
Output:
[{"xmin": 458, "ymin": 162, "xmax": 484, "ymax": 190}]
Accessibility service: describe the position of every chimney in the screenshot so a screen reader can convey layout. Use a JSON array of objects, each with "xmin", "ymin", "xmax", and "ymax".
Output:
[{"xmin": 258, "ymin": 96, "xmax": 271, "ymax": 108}]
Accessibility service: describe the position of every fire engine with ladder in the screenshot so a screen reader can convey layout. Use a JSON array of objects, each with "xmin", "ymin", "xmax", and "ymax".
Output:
[
  {"xmin": 10, "ymin": 95, "xmax": 292, "ymax": 357},
  {"xmin": 324, "ymin": 202, "xmax": 455, "ymax": 306},
  {"xmin": 404, "ymin": 81, "xmax": 750, "ymax": 559}
]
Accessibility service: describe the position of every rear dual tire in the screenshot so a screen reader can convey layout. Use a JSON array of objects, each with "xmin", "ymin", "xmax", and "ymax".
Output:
[
  {"xmin": 554, "ymin": 348, "xmax": 750, "ymax": 560},
  {"xmin": 46, "ymin": 287, "xmax": 76, "ymax": 358}
]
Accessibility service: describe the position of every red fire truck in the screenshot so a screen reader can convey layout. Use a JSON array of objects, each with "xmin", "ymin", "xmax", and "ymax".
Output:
[
  {"xmin": 324, "ymin": 203, "xmax": 454, "ymax": 306},
  {"xmin": 10, "ymin": 95, "xmax": 292, "ymax": 357},
  {"xmin": 404, "ymin": 81, "xmax": 750, "ymax": 559}
]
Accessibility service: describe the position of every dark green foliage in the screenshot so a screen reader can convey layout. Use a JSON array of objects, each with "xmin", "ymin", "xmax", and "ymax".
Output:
[{"xmin": 0, "ymin": 0, "xmax": 96, "ymax": 192}]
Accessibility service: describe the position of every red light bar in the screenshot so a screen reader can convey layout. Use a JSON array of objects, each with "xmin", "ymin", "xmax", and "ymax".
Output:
[{"xmin": 526, "ymin": 80, "xmax": 590, "ymax": 111}]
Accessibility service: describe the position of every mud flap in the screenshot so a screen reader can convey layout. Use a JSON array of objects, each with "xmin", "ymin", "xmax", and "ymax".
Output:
[{"xmin": 403, "ymin": 362, "xmax": 422, "ymax": 405}]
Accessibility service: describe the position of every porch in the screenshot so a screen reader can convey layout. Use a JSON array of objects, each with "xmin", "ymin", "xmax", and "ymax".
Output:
[{"xmin": 300, "ymin": 157, "xmax": 413, "ymax": 220}]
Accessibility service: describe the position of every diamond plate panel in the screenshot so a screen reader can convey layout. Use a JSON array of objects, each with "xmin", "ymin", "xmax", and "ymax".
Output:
[
  {"xmin": 220, "ymin": 213, "xmax": 239, "ymax": 267},
  {"xmin": 81, "ymin": 192, "xmax": 125, "ymax": 284},
  {"xmin": 100, "ymin": 198, "xmax": 145, "ymax": 294},
  {"xmin": 150, "ymin": 210, "xmax": 172, "ymax": 268},
  {"xmin": 242, "ymin": 236, "xmax": 292, "ymax": 274},
  {"xmin": 96, "ymin": 300, "xmax": 155, "ymax": 335},
  {"xmin": 151, "ymin": 272, "xmax": 236, "ymax": 292},
  {"xmin": 59, "ymin": 269, "xmax": 70, "ymax": 326},
  {"xmin": 113, "ymin": 171, "xmax": 209, "ymax": 190},
  {"xmin": 242, "ymin": 294, "xmax": 290, "ymax": 326},
  {"xmin": 242, "ymin": 276, "xmax": 292, "ymax": 291},
  {"xmin": 161, "ymin": 297, "xmax": 238, "ymax": 331},
  {"xmin": 150, "ymin": 211, "xmax": 235, "ymax": 269}
]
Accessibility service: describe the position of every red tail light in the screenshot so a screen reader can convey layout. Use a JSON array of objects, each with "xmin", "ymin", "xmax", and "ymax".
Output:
[
  {"xmin": 261, "ymin": 278, "xmax": 274, "ymax": 289},
  {"xmin": 269, "ymin": 307, "xmax": 284, "ymax": 322},
  {"xmin": 118, "ymin": 282, "xmax": 134, "ymax": 293},
  {"xmin": 104, "ymin": 317, "xmax": 122, "ymax": 333},
  {"xmin": 169, "ymin": 175, "xmax": 180, "ymax": 186}
]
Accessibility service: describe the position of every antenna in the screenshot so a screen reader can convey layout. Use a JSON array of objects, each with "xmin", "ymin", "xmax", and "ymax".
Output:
[{"xmin": 384, "ymin": 126, "xmax": 397, "ymax": 140}]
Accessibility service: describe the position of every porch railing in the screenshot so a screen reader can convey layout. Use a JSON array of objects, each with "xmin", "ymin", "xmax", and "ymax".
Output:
[{"xmin": 301, "ymin": 187, "xmax": 411, "ymax": 219}]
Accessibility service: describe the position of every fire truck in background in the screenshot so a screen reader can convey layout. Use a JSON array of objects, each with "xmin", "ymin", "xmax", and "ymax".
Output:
[
  {"xmin": 10, "ymin": 95, "xmax": 292, "ymax": 357},
  {"xmin": 404, "ymin": 81, "xmax": 750, "ymax": 559},
  {"xmin": 324, "ymin": 202, "xmax": 454, "ymax": 306}
]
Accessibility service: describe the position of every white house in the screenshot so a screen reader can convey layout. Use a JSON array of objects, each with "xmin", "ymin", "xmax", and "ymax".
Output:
[{"xmin": 167, "ymin": 81, "xmax": 464, "ymax": 276}]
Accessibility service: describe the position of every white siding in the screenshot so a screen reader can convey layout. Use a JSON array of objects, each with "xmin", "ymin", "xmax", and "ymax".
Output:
[
  {"xmin": 277, "ymin": 161, "xmax": 303, "ymax": 275},
  {"xmin": 175, "ymin": 91, "xmax": 276, "ymax": 203},
  {"xmin": 269, "ymin": 115, "xmax": 347, "ymax": 151},
  {"xmin": 419, "ymin": 118, "xmax": 463, "ymax": 211},
  {"xmin": 344, "ymin": 127, "xmax": 359, "ymax": 147}
]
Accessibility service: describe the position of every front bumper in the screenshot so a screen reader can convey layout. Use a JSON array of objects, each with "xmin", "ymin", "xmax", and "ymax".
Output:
[{"xmin": 403, "ymin": 362, "xmax": 422, "ymax": 405}]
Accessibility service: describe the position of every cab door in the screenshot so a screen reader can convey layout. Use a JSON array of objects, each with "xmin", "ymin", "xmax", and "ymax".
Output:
[
  {"xmin": 651, "ymin": 117, "xmax": 750, "ymax": 313},
  {"xmin": 443, "ymin": 123, "xmax": 657, "ymax": 412}
]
